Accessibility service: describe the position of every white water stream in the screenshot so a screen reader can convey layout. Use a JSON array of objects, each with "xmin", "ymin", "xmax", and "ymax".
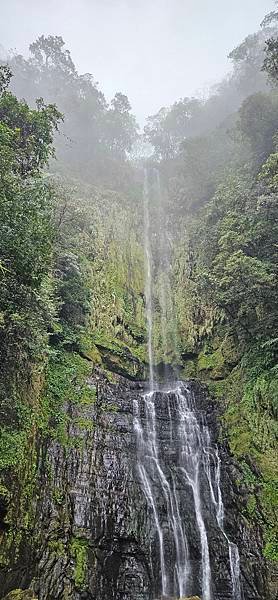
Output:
[{"xmin": 135, "ymin": 167, "xmax": 242, "ymax": 599}]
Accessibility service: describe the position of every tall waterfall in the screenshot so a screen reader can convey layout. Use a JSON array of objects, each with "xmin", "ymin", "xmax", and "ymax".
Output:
[
  {"xmin": 143, "ymin": 168, "xmax": 154, "ymax": 388},
  {"xmin": 136, "ymin": 167, "xmax": 241, "ymax": 599}
]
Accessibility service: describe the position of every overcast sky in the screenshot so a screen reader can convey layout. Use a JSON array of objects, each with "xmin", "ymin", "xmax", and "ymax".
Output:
[{"xmin": 0, "ymin": 0, "xmax": 274, "ymax": 123}]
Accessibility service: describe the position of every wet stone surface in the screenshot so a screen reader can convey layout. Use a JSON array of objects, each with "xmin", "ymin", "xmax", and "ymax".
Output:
[{"xmin": 0, "ymin": 371, "xmax": 269, "ymax": 600}]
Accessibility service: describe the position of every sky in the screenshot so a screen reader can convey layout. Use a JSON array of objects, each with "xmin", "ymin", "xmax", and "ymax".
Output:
[{"xmin": 0, "ymin": 0, "xmax": 275, "ymax": 123}]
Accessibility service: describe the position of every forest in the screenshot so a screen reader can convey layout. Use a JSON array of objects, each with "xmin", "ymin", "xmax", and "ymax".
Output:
[{"xmin": 0, "ymin": 3, "xmax": 277, "ymax": 600}]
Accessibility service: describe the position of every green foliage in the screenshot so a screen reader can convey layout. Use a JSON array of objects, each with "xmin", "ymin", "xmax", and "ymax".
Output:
[
  {"xmin": 1, "ymin": 179, "xmax": 54, "ymax": 286},
  {"xmin": 144, "ymin": 98, "xmax": 203, "ymax": 160},
  {"xmin": 0, "ymin": 73, "xmax": 61, "ymax": 368},
  {"xmin": 263, "ymin": 534, "xmax": 278, "ymax": 561},
  {"xmin": 176, "ymin": 161, "xmax": 278, "ymax": 343},
  {"xmin": 219, "ymin": 345, "xmax": 278, "ymax": 561},
  {"xmin": 52, "ymin": 488, "xmax": 65, "ymax": 506},
  {"xmin": 167, "ymin": 36, "xmax": 278, "ymax": 566},
  {"xmin": 0, "ymin": 73, "xmax": 61, "ymax": 507},
  {"xmin": 237, "ymin": 92, "xmax": 278, "ymax": 162},
  {"xmin": 49, "ymin": 178, "xmax": 146, "ymax": 359},
  {"xmin": 262, "ymin": 36, "xmax": 278, "ymax": 85},
  {"xmin": 246, "ymin": 494, "xmax": 257, "ymax": 517},
  {"xmin": 40, "ymin": 350, "xmax": 95, "ymax": 443},
  {"xmin": 0, "ymin": 17, "xmax": 278, "ymax": 581},
  {"xmin": 0, "ymin": 429, "xmax": 28, "ymax": 471},
  {"xmin": 258, "ymin": 151, "xmax": 278, "ymax": 190},
  {"xmin": 223, "ymin": 343, "xmax": 277, "ymax": 458},
  {"xmin": 70, "ymin": 537, "xmax": 88, "ymax": 589},
  {"xmin": 0, "ymin": 73, "xmax": 62, "ymax": 176},
  {"xmin": 73, "ymin": 416, "xmax": 94, "ymax": 432},
  {"xmin": 8, "ymin": 36, "xmax": 138, "ymax": 188},
  {"xmin": 53, "ymin": 252, "xmax": 92, "ymax": 350},
  {"xmin": 197, "ymin": 348, "xmax": 225, "ymax": 378}
]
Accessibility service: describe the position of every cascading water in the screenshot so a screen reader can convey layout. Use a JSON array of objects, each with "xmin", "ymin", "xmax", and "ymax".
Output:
[
  {"xmin": 134, "ymin": 391, "xmax": 189, "ymax": 597},
  {"xmin": 229, "ymin": 543, "xmax": 242, "ymax": 600},
  {"xmin": 135, "ymin": 166, "xmax": 242, "ymax": 599},
  {"xmin": 143, "ymin": 168, "xmax": 154, "ymax": 388}
]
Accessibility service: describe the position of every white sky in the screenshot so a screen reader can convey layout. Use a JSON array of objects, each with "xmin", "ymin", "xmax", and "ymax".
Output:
[{"xmin": 0, "ymin": 0, "xmax": 275, "ymax": 123}]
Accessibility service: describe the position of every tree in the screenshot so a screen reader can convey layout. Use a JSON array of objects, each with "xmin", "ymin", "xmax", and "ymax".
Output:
[
  {"xmin": 260, "ymin": 4, "xmax": 278, "ymax": 86},
  {"xmin": 183, "ymin": 163, "xmax": 278, "ymax": 340},
  {"xmin": 7, "ymin": 36, "xmax": 138, "ymax": 188},
  {"xmin": 144, "ymin": 98, "xmax": 202, "ymax": 160},
  {"xmin": 228, "ymin": 30, "xmax": 273, "ymax": 95},
  {"xmin": 29, "ymin": 35, "xmax": 76, "ymax": 75},
  {"xmin": 262, "ymin": 37, "xmax": 278, "ymax": 85},
  {"xmin": 237, "ymin": 92, "xmax": 278, "ymax": 163},
  {"xmin": 0, "ymin": 65, "xmax": 12, "ymax": 94},
  {"xmin": 103, "ymin": 92, "xmax": 139, "ymax": 157},
  {"xmin": 0, "ymin": 66, "xmax": 61, "ymax": 369},
  {"xmin": 261, "ymin": 2, "xmax": 278, "ymax": 28},
  {"xmin": 0, "ymin": 92, "xmax": 62, "ymax": 176}
]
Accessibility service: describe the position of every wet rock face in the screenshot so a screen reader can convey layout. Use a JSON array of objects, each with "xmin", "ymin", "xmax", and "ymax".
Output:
[
  {"xmin": 1, "ymin": 373, "xmax": 269, "ymax": 600},
  {"xmin": 34, "ymin": 373, "xmax": 153, "ymax": 600}
]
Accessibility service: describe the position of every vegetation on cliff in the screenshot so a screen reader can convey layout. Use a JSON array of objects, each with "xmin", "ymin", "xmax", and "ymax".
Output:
[
  {"xmin": 157, "ymin": 22, "xmax": 278, "ymax": 565},
  {"xmin": 0, "ymin": 46, "xmax": 144, "ymax": 576},
  {"xmin": 0, "ymin": 3, "xmax": 277, "ymax": 595}
]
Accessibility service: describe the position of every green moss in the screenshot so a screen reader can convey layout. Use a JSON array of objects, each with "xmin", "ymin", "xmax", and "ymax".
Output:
[
  {"xmin": 180, "ymin": 359, "xmax": 197, "ymax": 379},
  {"xmin": 246, "ymin": 494, "xmax": 257, "ymax": 517},
  {"xmin": 70, "ymin": 536, "xmax": 89, "ymax": 590},
  {"xmin": 0, "ymin": 429, "xmax": 28, "ymax": 470},
  {"xmin": 73, "ymin": 416, "xmax": 94, "ymax": 432},
  {"xmin": 239, "ymin": 461, "xmax": 257, "ymax": 485},
  {"xmin": 197, "ymin": 348, "xmax": 227, "ymax": 380},
  {"xmin": 70, "ymin": 435, "xmax": 84, "ymax": 450},
  {"xmin": 83, "ymin": 344, "xmax": 102, "ymax": 365},
  {"xmin": 93, "ymin": 336, "xmax": 144, "ymax": 379},
  {"xmin": 263, "ymin": 529, "xmax": 278, "ymax": 561},
  {"xmin": 211, "ymin": 342, "xmax": 278, "ymax": 563},
  {"xmin": 39, "ymin": 350, "xmax": 96, "ymax": 445},
  {"xmin": 0, "ymin": 483, "xmax": 10, "ymax": 500},
  {"xmin": 5, "ymin": 586, "xmax": 37, "ymax": 600},
  {"xmin": 48, "ymin": 539, "xmax": 66, "ymax": 558},
  {"xmin": 206, "ymin": 378, "xmax": 227, "ymax": 399},
  {"xmin": 52, "ymin": 488, "xmax": 65, "ymax": 505}
]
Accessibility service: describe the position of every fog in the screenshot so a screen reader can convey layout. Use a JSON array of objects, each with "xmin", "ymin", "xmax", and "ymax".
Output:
[
  {"xmin": 1, "ymin": 0, "xmax": 274, "ymax": 123},
  {"xmin": 0, "ymin": 1, "xmax": 278, "ymax": 596}
]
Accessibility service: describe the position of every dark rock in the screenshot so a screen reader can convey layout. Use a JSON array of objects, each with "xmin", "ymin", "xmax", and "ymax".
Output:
[{"xmin": 0, "ymin": 373, "xmax": 270, "ymax": 599}]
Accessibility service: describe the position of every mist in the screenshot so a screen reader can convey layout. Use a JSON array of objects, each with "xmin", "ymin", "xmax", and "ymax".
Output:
[
  {"xmin": 0, "ymin": 2, "xmax": 278, "ymax": 599},
  {"xmin": 1, "ymin": 0, "xmax": 274, "ymax": 123}
]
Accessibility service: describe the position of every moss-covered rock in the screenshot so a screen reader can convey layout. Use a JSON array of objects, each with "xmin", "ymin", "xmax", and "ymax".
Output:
[
  {"xmin": 197, "ymin": 348, "xmax": 225, "ymax": 379},
  {"xmin": 3, "ymin": 591, "xmax": 37, "ymax": 600},
  {"xmin": 94, "ymin": 340, "xmax": 145, "ymax": 380},
  {"xmin": 70, "ymin": 536, "xmax": 89, "ymax": 590}
]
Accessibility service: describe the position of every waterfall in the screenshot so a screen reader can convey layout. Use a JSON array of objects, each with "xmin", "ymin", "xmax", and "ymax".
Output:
[
  {"xmin": 177, "ymin": 385, "xmax": 211, "ymax": 600},
  {"xmin": 136, "ymin": 166, "xmax": 241, "ymax": 599},
  {"xmin": 213, "ymin": 451, "xmax": 242, "ymax": 600},
  {"xmin": 204, "ymin": 442, "xmax": 242, "ymax": 600},
  {"xmin": 134, "ymin": 388, "xmax": 191, "ymax": 598},
  {"xmin": 134, "ymin": 396, "xmax": 168, "ymax": 594},
  {"xmin": 143, "ymin": 168, "xmax": 154, "ymax": 387},
  {"xmin": 155, "ymin": 168, "xmax": 179, "ymax": 369},
  {"xmin": 229, "ymin": 543, "xmax": 242, "ymax": 600}
]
